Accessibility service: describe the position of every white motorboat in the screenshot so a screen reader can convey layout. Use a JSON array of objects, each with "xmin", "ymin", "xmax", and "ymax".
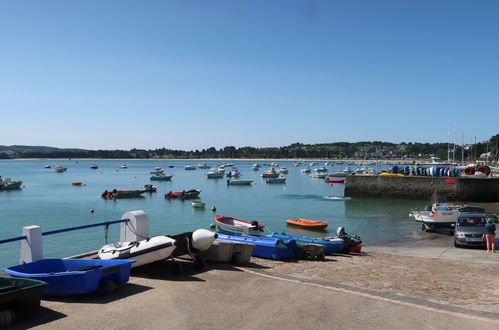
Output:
[
  {"xmin": 251, "ymin": 163, "xmax": 261, "ymax": 170},
  {"xmin": 206, "ymin": 170, "xmax": 224, "ymax": 178},
  {"xmin": 184, "ymin": 165, "xmax": 196, "ymax": 170},
  {"xmin": 53, "ymin": 165, "xmax": 67, "ymax": 172},
  {"xmin": 279, "ymin": 167, "xmax": 289, "ymax": 174},
  {"xmin": 99, "ymin": 235, "xmax": 177, "ymax": 268},
  {"xmin": 227, "ymin": 168, "xmax": 241, "ymax": 178},
  {"xmin": 227, "ymin": 179, "xmax": 254, "ymax": 185},
  {"xmin": 314, "ymin": 167, "xmax": 328, "ymax": 173},
  {"xmin": 197, "ymin": 163, "xmax": 210, "ymax": 169},
  {"xmin": 310, "ymin": 172, "xmax": 328, "ymax": 178},
  {"xmin": 192, "ymin": 200, "xmax": 206, "ymax": 208},
  {"xmin": 119, "ymin": 164, "xmax": 127, "ymax": 169},
  {"xmin": 329, "ymin": 167, "xmax": 353, "ymax": 177},
  {"xmin": 410, "ymin": 203, "xmax": 460, "ymax": 231},
  {"xmin": 150, "ymin": 168, "xmax": 164, "ymax": 174},
  {"xmin": 261, "ymin": 168, "xmax": 279, "ymax": 178},
  {"xmin": 266, "ymin": 176, "xmax": 286, "ymax": 184},
  {"xmin": 293, "ymin": 161, "xmax": 302, "ymax": 167},
  {"xmin": 301, "ymin": 166, "xmax": 311, "ymax": 173}
]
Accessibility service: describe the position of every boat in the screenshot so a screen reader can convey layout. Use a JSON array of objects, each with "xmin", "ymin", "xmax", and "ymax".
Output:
[
  {"xmin": 0, "ymin": 276, "xmax": 46, "ymax": 324},
  {"xmin": 314, "ymin": 167, "xmax": 328, "ymax": 173},
  {"xmin": 43, "ymin": 165, "xmax": 51, "ymax": 168},
  {"xmin": 286, "ymin": 218, "xmax": 329, "ymax": 230},
  {"xmin": 72, "ymin": 182, "xmax": 84, "ymax": 186},
  {"xmin": 101, "ymin": 189, "xmax": 146, "ymax": 199},
  {"xmin": 165, "ymin": 189, "xmax": 201, "ymax": 199},
  {"xmin": 197, "ymin": 163, "xmax": 210, "ymax": 169},
  {"xmin": 205, "ymin": 170, "xmax": 224, "ymax": 178},
  {"xmin": 279, "ymin": 167, "xmax": 289, "ymax": 174},
  {"xmin": 99, "ymin": 236, "xmax": 177, "ymax": 268},
  {"xmin": 53, "ymin": 165, "xmax": 67, "ymax": 172},
  {"xmin": 227, "ymin": 179, "xmax": 253, "ymax": 185},
  {"xmin": 119, "ymin": 164, "xmax": 127, "ymax": 169},
  {"xmin": 227, "ymin": 168, "xmax": 241, "ymax": 178},
  {"xmin": 150, "ymin": 173, "xmax": 173, "ymax": 181},
  {"xmin": 214, "ymin": 215, "xmax": 265, "ymax": 236},
  {"xmin": 167, "ymin": 165, "xmax": 174, "ymax": 168},
  {"xmin": 266, "ymin": 177, "xmax": 286, "ymax": 184},
  {"xmin": 310, "ymin": 172, "xmax": 328, "ymax": 178},
  {"xmin": 184, "ymin": 165, "xmax": 196, "ymax": 170},
  {"xmin": 0, "ymin": 177, "xmax": 23, "ymax": 190},
  {"xmin": 192, "ymin": 200, "xmax": 206, "ymax": 208},
  {"xmin": 144, "ymin": 184, "xmax": 157, "ymax": 192},
  {"xmin": 410, "ymin": 202, "xmax": 460, "ymax": 231},
  {"xmin": 167, "ymin": 230, "xmax": 218, "ymax": 269},
  {"xmin": 293, "ymin": 161, "xmax": 302, "ymax": 167},
  {"xmin": 269, "ymin": 233, "xmax": 344, "ymax": 255},
  {"xmin": 323, "ymin": 195, "xmax": 351, "ymax": 201},
  {"xmin": 150, "ymin": 168, "xmax": 164, "ymax": 174},
  {"xmin": 90, "ymin": 164, "xmax": 98, "ymax": 169},
  {"xmin": 319, "ymin": 227, "xmax": 363, "ymax": 253},
  {"xmin": 270, "ymin": 162, "xmax": 279, "ymax": 167},
  {"xmin": 301, "ymin": 166, "xmax": 311, "ymax": 173},
  {"xmin": 325, "ymin": 178, "xmax": 345, "ymax": 183},
  {"xmin": 261, "ymin": 168, "xmax": 279, "ymax": 178},
  {"xmin": 214, "ymin": 232, "xmax": 298, "ymax": 260},
  {"xmin": 4, "ymin": 259, "xmax": 135, "ymax": 296},
  {"xmin": 251, "ymin": 163, "xmax": 261, "ymax": 170},
  {"xmin": 329, "ymin": 167, "xmax": 352, "ymax": 177}
]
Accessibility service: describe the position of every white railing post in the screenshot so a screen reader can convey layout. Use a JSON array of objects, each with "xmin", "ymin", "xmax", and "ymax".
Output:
[
  {"xmin": 120, "ymin": 210, "xmax": 149, "ymax": 242},
  {"xmin": 20, "ymin": 225, "xmax": 43, "ymax": 264}
]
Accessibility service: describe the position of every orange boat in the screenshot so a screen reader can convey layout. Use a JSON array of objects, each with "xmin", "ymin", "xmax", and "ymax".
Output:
[
  {"xmin": 72, "ymin": 182, "xmax": 84, "ymax": 186},
  {"xmin": 286, "ymin": 218, "xmax": 329, "ymax": 230}
]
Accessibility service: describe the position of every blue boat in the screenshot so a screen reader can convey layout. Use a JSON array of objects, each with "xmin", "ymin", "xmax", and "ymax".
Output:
[
  {"xmin": 269, "ymin": 233, "xmax": 344, "ymax": 254},
  {"xmin": 215, "ymin": 232, "xmax": 298, "ymax": 260},
  {"xmin": 4, "ymin": 259, "xmax": 135, "ymax": 296}
]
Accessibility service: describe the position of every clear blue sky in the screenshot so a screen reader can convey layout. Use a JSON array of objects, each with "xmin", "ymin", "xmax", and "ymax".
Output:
[{"xmin": 1, "ymin": 0, "xmax": 498, "ymax": 150}]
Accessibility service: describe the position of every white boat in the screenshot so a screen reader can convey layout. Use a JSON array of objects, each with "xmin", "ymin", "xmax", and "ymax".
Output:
[
  {"xmin": 261, "ymin": 168, "xmax": 279, "ymax": 178},
  {"xmin": 53, "ymin": 165, "xmax": 67, "ymax": 172},
  {"xmin": 197, "ymin": 163, "xmax": 210, "ymax": 169},
  {"xmin": 192, "ymin": 200, "xmax": 206, "ymax": 208},
  {"xmin": 184, "ymin": 165, "xmax": 196, "ymax": 170},
  {"xmin": 410, "ymin": 203, "xmax": 460, "ymax": 231},
  {"xmin": 150, "ymin": 168, "xmax": 164, "ymax": 174},
  {"xmin": 227, "ymin": 168, "xmax": 241, "ymax": 178},
  {"xmin": 251, "ymin": 163, "xmax": 261, "ymax": 170},
  {"xmin": 119, "ymin": 164, "xmax": 127, "ymax": 169},
  {"xmin": 329, "ymin": 167, "xmax": 353, "ymax": 177},
  {"xmin": 310, "ymin": 172, "xmax": 328, "ymax": 178},
  {"xmin": 266, "ymin": 176, "xmax": 286, "ymax": 184},
  {"xmin": 227, "ymin": 179, "xmax": 254, "ymax": 185},
  {"xmin": 206, "ymin": 170, "xmax": 224, "ymax": 178},
  {"xmin": 270, "ymin": 162, "xmax": 279, "ymax": 167},
  {"xmin": 314, "ymin": 167, "xmax": 328, "ymax": 173},
  {"xmin": 43, "ymin": 165, "xmax": 51, "ymax": 168},
  {"xmin": 99, "ymin": 235, "xmax": 177, "ymax": 268},
  {"xmin": 301, "ymin": 166, "xmax": 311, "ymax": 173},
  {"xmin": 279, "ymin": 167, "xmax": 288, "ymax": 174},
  {"xmin": 324, "ymin": 196, "xmax": 351, "ymax": 201},
  {"xmin": 90, "ymin": 164, "xmax": 98, "ymax": 169},
  {"xmin": 293, "ymin": 161, "xmax": 302, "ymax": 167}
]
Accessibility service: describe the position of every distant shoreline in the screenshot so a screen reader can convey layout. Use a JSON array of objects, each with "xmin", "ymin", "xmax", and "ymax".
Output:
[{"xmin": 8, "ymin": 158, "xmax": 415, "ymax": 162}]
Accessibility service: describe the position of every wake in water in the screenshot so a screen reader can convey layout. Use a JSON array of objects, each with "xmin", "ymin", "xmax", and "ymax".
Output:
[
  {"xmin": 281, "ymin": 194, "xmax": 326, "ymax": 200},
  {"xmin": 323, "ymin": 196, "xmax": 351, "ymax": 201}
]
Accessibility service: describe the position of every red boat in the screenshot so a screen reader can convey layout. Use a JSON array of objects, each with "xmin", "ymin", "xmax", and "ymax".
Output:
[
  {"xmin": 165, "ymin": 189, "xmax": 201, "ymax": 199},
  {"xmin": 325, "ymin": 178, "xmax": 345, "ymax": 183},
  {"xmin": 101, "ymin": 189, "xmax": 145, "ymax": 198},
  {"xmin": 72, "ymin": 182, "xmax": 84, "ymax": 186}
]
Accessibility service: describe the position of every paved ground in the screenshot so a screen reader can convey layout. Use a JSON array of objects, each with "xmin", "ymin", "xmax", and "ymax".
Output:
[{"xmin": 8, "ymin": 252, "xmax": 499, "ymax": 330}]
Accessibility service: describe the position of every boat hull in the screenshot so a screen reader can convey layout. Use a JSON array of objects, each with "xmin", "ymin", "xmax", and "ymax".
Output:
[
  {"xmin": 269, "ymin": 233, "xmax": 343, "ymax": 254},
  {"xmin": 0, "ymin": 277, "xmax": 47, "ymax": 312},
  {"xmin": 214, "ymin": 215, "xmax": 265, "ymax": 236}
]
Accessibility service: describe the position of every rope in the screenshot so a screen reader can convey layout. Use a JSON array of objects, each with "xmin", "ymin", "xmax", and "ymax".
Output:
[{"xmin": 125, "ymin": 221, "xmax": 149, "ymax": 240}]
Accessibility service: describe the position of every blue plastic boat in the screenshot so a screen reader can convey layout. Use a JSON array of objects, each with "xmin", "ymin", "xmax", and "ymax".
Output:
[
  {"xmin": 215, "ymin": 232, "xmax": 298, "ymax": 260},
  {"xmin": 4, "ymin": 259, "xmax": 135, "ymax": 296},
  {"xmin": 269, "ymin": 233, "xmax": 344, "ymax": 254}
]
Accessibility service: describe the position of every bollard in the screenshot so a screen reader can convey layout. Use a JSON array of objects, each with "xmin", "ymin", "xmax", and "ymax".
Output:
[
  {"xmin": 20, "ymin": 225, "xmax": 43, "ymax": 264},
  {"xmin": 120, "ymin": 210, "xmax": 149, "ymax": 242}
]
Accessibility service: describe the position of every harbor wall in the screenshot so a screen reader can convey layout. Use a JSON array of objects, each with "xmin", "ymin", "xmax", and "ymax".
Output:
[{"xmin": 344, "ymin": 176, "xmax": 499, "ymax": 202}]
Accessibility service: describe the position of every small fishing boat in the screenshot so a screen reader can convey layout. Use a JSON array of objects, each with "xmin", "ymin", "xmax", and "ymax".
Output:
[
  {"xmin": 325, "ymin": 178, "xmax": 345, "ymax": 183},
  {"xmin": 165, "ymin": 189, "xmax": 201, "ymax": 199},
  {"xmin": 310, "ymin": 172, "xmax": 328, "ymax": 178},
  {"xmin": 150, "ymin": 173, "xmax": 173, "ymax": 181},
  {"xmin": 251, "ymin": 163, "xmax": 261, "ymax": 170},
  {"xmin": 410, "ymin": 202, "xmax": 460, "ymax": 231},
  {"xmin": 266, "ymin": 177, "xmax": 286, "ymax": 183},
  {"xmin": 286, "ymin": 218, "xmax": 329, "ymax": 230},
  {"xmin": 101, "ymin": 189, "xmax": 146, "ymax": 198},
  {"xmin": 99, "ymin": 236, "xmax": 177, "ymax": 268},
  {"xmin": 90, "ymin": 164, "xmax": 98, "ymax": 169},
  {"xmin": 329, "ymin": 167, "xmax": 353, "ymax": 177},
  {"xmin": 269, "ymin": 233, "xmax": 344, "ymax": 255},
  {"xmin": 43, "ymin": 165, "xmax": 51, "ymax": 168},
  {"xmin": 215, "ymin": 232, "xmax": 298, "ymax": 260},
  {"xmin": 150, "ymin": 168, "xmax": 164, "ymax": 174},
  {"xmin": 206, "ymin": 170, "xmax": 224, "ymax": 178},
  {"xmin": 227, "ymin": 179, "xmax": 254, "ymax": 185},
  {"xmin": 53, "ymin": 165, "xmax": 67, "ymax": 172},
  {"xmin": 4, "ymin": 259, "xmax": 135, "ymax": 296},
  {"xmin": 314, "ymin": 167, "xmax": 328, "ymax": 173},
  {"xmin": 301, "ymin": 166, "xmax": 311, "ymax": 173},
  {"xmin": 319, "ymin": 227, "xmax": 363, "ymax": 253},
  {"xmin": 214, "ymin": 215, "xmax": 265, "ymax": 236},
  {"xmin": 192, "ymin": 200, "xmax": 206, "ymax": 208},
  {"xmin": 279, "ymin": 167, "xmax": 289, "ymax": 174},
  {"xmin": 0, "ymin": 177, "xmax": 23, "ymax": 190},
  {"xmin": 227, "ymin": 168, "xmax": 241, "ymax": 178},
  {"xmin": 72, "ymin": 182, "xmax": 84, "ymax": 186},
  {"xmin": 197, "ymin": 163, "xmax": 210, "ymax": 169},
  {"xmin": 184, "ymin": 165, "xmax": 196, "ymax": 170},
  {"xmin": 261, "ymin": 168, "xmax": 279, "ymax": 178},
  {"xmin": 323, "ymin": 196, "xmax": 351, "ymax": 201},
  {"xmin": 144, "ymin": 184, "xmax": 157, "ymax": 192},
  {"xmin": 119, "ymin": 164, "xmax": 127, "ymax": 169}
]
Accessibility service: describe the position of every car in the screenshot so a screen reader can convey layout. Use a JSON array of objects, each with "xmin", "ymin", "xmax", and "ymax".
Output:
[{"xmin": 454, "ymin": 212, "xmax": 488, "ymax": 248}]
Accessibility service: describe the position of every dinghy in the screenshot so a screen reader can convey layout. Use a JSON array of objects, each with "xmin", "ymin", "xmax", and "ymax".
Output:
[
  {"xmin": 99, "ymin": 236, "xmax": 177, "ymax": 267},
  {"xmin": 214, "ymin": 215, "xmax": 265, "ymax": 236},
  {"xmin": 286, "ymin": 218, "xmax": 329, "ymax": 230}
]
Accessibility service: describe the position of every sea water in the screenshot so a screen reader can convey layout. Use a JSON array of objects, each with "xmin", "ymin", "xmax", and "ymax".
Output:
[{"xmin": 0, "ymin": 159, "xmax": 436, "ymax": 268}]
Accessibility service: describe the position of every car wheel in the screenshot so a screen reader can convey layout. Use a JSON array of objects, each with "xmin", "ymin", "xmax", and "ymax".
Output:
[{"xmin": 454, "ymin": 240, "xmax": 460, "ymax": 248}]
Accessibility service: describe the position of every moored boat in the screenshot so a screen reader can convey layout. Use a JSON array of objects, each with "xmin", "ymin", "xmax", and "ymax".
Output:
[
  {"xmin": 261, "ymin": 168, "xmax": 279, "ymax": 178},
  {"xmin": 150, "ymin": 173, "xmax": 173, "ymax": 181},
  {"xmin": 101, "ymin": 189, "xmax": 146, "ymax": 199},
  {"xmin": 266, "ymin": 177, "xmax": 286, "ymax": 183},
  {"xmin": 0, "ymin": 177, "xmax": 23, "ymax": 190},
  {"xmin": 165, "ymin": 189, "xmax": 201, "ymax": 199},
  {"xmin": 90, "ymin": 164, "xmax": 98, "ymax": 169},
  {"xmin": 325, "ymin": 178, "xmax": 345, "ymax": 183},
  {"xmin": 286, "ymin": 218, "xmax": 329, "ymax": 230},
  {"xmin": 214, "ymin": 215, "xmax": 265, "ymax": 236},
  {"xmin": 3, "ymin": 259, "xmax": 135, "ymax": 296},
  {"xmin": 72, "ymin": 182, "xmax": 84, "ymax": 186},
  {"xmin": 227, "ymin": 179, "xmax": 254, "ymax": 185},
  {"xmin": 206, "ymin": 170, "xmax": 224, "ymax": 178},
  {"xmin": 184, "ymin": 165, "xmax": 196, "ymax": 170},
  {"xmin": 53, "ymin": 165, "xmax": 67, "ymax": 172},
  {"xmin": 192, "ymin": 200, "xmax": 206, "ymax": 208},
  {"xmin": 144, "ymin": 184, "xmax": 157, "ymax": 192}
]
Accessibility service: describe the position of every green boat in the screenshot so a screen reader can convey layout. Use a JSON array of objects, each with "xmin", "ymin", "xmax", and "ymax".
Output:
[{"xmin": 150, "ymin": 174, "xmax": 173, "ymax": 181}]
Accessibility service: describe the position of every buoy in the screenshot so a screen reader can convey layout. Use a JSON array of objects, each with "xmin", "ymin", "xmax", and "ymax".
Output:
[
  {"xmin": 90, "ymin": 208, "xmax": 95, "ymax": 214},
  {"xmin": 211, "ymin": 206, "xmax": 216, "ymax": 212}
]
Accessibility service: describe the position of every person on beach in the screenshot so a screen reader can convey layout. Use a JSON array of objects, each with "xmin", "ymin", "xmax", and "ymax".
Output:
[{"xmin": 484, "ymin": 219, "xmax": 496, "ymax": 253}]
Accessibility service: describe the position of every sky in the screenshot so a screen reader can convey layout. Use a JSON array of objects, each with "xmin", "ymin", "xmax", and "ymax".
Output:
[{"xmin": 1, "ymin": 0, "xmax": 498, "ymax": 150}]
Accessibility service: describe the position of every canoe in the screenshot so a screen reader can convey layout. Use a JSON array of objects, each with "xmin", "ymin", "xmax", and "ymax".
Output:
[
  {"xmin": 269, "ymin": 232, "xmax": 343, "ymax": 255},
  {"xmin": 214, "ymin": 215, "xmax": 265, "ymax": 236},
  {"xmin": 99, "ymin": 236, "xmax": 177, "ymax": 268},
  {"xmin": 3, "ymin": 259, "xmax": 135, "ymax": 296},
  {"xmin": 165, "ymin": 189, "xmax": 201, "ymax": 199},
  {"xmin": 325, "ymin": 178, "xmax": 345, "ymax": 183},
  {"xmin": 286, "ymin": 218, "xmax": 329, "ymax": 230},
  {"xmin": 215, "ymin": 232, "xmax": 298, "ymax": 260}
]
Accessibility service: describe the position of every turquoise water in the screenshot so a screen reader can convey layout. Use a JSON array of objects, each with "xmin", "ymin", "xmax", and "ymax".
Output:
[{"xmin": 0, "ymin": 159, "xmax": 436, "ymax": 268}]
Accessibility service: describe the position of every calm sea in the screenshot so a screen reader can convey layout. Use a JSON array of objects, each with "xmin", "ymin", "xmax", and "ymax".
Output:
[{"xmin": 0, "ymin": 159, "xmax": 470, "ymax": 268}]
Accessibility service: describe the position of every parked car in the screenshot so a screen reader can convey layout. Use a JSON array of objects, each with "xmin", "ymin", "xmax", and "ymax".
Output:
[{"xmin": 454, "ymin": 212, "xmax": 488, "ymax": 248}]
